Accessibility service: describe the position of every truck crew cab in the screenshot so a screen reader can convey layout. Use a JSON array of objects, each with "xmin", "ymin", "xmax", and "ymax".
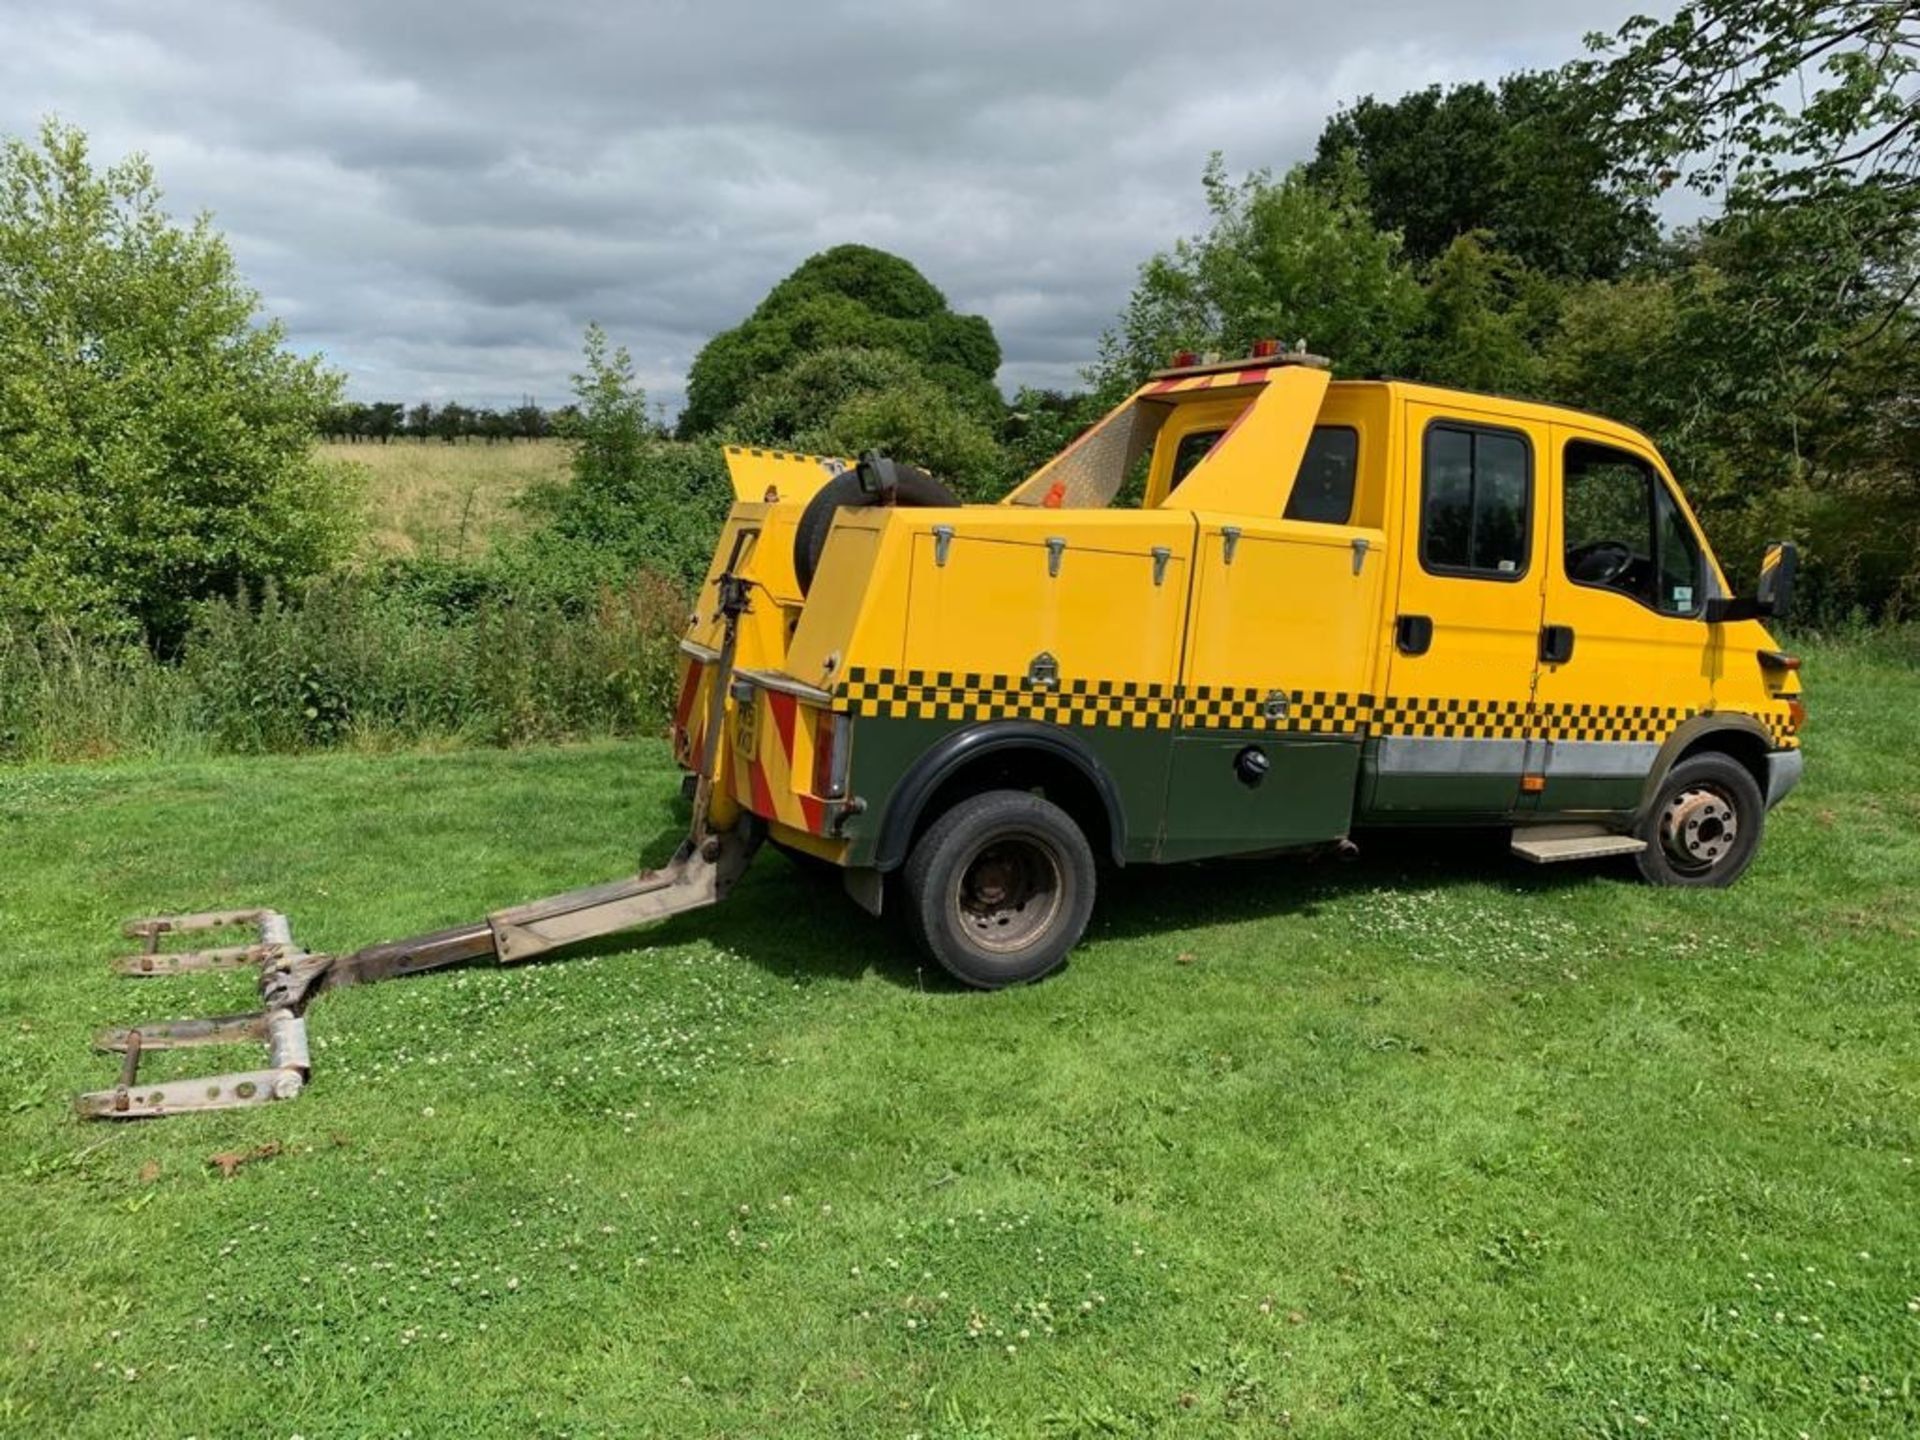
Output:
[{"xmin": 675, "ymin": 347, "xmax": 1805, "ymax": 988}]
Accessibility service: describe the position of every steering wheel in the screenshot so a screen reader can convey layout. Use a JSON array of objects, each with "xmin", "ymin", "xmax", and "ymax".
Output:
[{"xmin": 1568, "ymin": 539, "xmax": 1636, "ymax": 586}]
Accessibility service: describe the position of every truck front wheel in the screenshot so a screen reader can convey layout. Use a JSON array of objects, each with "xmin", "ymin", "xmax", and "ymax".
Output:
[
  {"xmin": 1633, "ymin": 751, "xmax": 1766, "ymax": 887},
  {"xmin": 902, "ymin": 790, "xmax": 1096, "ymax": 988}
]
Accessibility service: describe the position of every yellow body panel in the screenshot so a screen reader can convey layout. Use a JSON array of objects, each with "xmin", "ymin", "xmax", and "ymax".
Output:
[
  {"xmin": 1181, "ymin": 516, "xmax": 1387, "ymax": 711},
  {"xmin": 898, "ymin": 511, "xmax": 1195, "ymax": 693},
  {"xmin": 1383, "ymin": 395, "xmax": 1552, "ymax": 743},
  {"xmin": 1162, "ymin": 366, "xmax": 1331, "ymax": 515}
]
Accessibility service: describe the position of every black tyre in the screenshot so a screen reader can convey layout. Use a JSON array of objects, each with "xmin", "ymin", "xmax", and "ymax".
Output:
[
  {"xmin": 1633, "ymin": 752, "xmax": 1766, "ymax": 888},
  {"xmin": 902, "ymin": 790, "xmax": 1096, "ymax": 988},
  {"xmin": 793, "ymin": 460, "xmax": 959, "ymax": 595}
]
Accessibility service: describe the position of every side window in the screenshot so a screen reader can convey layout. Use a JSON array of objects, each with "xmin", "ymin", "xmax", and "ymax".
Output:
[
  {"xmin": 1421, "ymin": 424, "xmax": 1531, "ymax": 580},
  {"xmin": 1284, "ymin": 426, "xmax": 1357, "ymax": 524},
  {"xmin": 1563, "ymin": 440, "xmax": 1702, "ymax": 616},
  {"xmin": 1167, "ymin": 430, "xmax": 1224, "ymax": 490}
]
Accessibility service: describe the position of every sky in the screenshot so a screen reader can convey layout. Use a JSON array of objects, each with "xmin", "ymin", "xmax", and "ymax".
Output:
[{"xmin": 0, "ymin": 0, "xmax": 1662, "ymax": 419}]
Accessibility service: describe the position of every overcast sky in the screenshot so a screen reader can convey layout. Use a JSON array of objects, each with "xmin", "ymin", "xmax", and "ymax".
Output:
[{"xmin": 1, "ymin": 0, "xmax": 1662, "ymax": 417}]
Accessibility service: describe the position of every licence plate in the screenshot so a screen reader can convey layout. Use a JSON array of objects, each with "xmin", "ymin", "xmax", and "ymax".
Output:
[{"xmin": 733, "ymin": 695, "xmax": 758, "ymax": 758}]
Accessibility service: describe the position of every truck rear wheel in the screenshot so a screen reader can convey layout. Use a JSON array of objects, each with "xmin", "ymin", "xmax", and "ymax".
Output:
[
  {"xmin": 1633, "ymin": 752, "xmax": 1765, "ymax": 888},
  {"xmin": 902, "ymin": 790, "xmax": 1095, "ymax": 988}
]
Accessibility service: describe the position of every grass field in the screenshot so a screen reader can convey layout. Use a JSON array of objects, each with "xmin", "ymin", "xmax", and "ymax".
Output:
[
  {"xmin": 324, "ymin": 439, "xmax": 570, "ymax": 558},
  {"xmin": 1, "ymin": 636, "xmax": 1915, "ymax": 1437}
]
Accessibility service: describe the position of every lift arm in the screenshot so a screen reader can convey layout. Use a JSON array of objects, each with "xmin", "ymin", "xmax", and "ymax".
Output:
[{"xmin": 77, "ymin": 533, "xmax": 764, "ymax": 1119}]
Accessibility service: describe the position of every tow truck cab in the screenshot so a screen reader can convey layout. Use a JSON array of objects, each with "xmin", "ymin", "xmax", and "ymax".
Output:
[{"xmin": 674, "ymin": 350, "xmax": 1803, "ymax": 987}]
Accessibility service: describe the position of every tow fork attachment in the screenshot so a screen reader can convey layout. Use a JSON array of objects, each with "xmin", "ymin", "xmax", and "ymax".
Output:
[
  {"xmin": 78, "ymin": 531, "xmax": 763, "ymax": 1119},
  {"xmin": 78, "ymin": 910, "xmax": 314, "ymax": 1118}
]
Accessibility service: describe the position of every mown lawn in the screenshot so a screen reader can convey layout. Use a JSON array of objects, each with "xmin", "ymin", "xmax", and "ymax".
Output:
[{"xmin": 1, "ymin": 637, "xmax": 1915, "ymax": 1438}]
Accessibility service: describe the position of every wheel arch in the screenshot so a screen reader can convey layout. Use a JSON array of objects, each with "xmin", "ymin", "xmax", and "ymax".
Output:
[
  {"xmin": 872, "ymin": 721, "xmax": 1128, "ymax": 871},
  {"xmin": 1635, "ymin": 714, "xmax": 1773, "ymax": 819}
]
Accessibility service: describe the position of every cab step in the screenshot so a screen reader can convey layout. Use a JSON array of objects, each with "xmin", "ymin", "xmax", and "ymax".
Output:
[{"xmin": 1510, "ymin": 825, "xmax": 1647, "ymax": 864}]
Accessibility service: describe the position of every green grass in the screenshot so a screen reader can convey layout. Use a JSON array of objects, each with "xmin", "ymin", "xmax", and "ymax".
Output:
[{"xmin": 1, "ymin": 638, "xmax": 1915, "ymax": 1438}]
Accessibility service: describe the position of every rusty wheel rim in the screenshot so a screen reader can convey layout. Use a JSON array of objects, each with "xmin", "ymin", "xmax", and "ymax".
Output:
[
  {"xmin": 1659, "ymin": 784, "xmax": 1740, "ymax": 874},
  {"xmin": 952, "ymin": 834, "xmax": 1063, "ymax": 954}
]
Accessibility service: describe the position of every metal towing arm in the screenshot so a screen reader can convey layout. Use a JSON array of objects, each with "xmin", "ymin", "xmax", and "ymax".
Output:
[{"xmin": 77, "ymin": 539, "xmax": 764, "ymax": 1119}]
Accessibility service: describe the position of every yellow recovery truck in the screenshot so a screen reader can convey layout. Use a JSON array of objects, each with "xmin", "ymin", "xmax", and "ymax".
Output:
[{"xmin": 82, "ymin": 345, "xmax": 1804, "ymax": 1116}]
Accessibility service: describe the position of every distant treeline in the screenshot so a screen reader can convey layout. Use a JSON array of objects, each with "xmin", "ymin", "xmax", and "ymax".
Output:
[{"xmin": 320, "ymin": 399, "xmax": 591, "ymax": 444}]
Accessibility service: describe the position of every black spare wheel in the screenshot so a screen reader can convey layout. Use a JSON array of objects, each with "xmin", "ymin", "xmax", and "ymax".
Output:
[
  {"xmin": 794, "ymin": 452, "xmax": 959, "ymax": 595},
  {"xmin": 902, "ymin": 789, "xmax": 1097, "ymax": 989}
]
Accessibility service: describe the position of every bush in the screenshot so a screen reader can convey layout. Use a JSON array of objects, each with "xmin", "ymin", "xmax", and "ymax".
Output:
[
  {"xmin": 0, "ymin": 119, "xmax": 352, "ymax": 642},
  {"xmin": 0, "ymin": 572, "xmax": 687, "ymax": 762}
]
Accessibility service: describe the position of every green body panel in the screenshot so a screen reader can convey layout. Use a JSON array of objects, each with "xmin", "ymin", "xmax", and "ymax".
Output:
[
  {"xmin": 839, "ymin": 715, "xmax": 1364, "ymax": 868},
  {"xmin": 1535, "ymin": 773, "xmax": 1640, "ymax": 814},
  {"xmin": 1356, "ymin": 741, "xmax": 1523, "ymax": 821},
  {"xmin": 838, "ymin": 716, "xmax": 1176, "ymax": 867},
  {"xmin": 1157, "ymin": 736, "xmax": 1360, "ymax": 861}
]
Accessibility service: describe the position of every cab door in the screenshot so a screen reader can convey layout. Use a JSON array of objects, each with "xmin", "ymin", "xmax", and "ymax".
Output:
[
  {"xmin": 1530, "ymin": 427, "xmax": 1720, "ymax": 812},
  {"xmin": 1370, "ymin": 402, "xmax": 1548, "ymax": 816}
]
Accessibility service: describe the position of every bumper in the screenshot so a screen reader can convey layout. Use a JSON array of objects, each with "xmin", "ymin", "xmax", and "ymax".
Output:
[{"xmin": 1764, "ymin": 748, "xmax": 1804, "ymax": 809}]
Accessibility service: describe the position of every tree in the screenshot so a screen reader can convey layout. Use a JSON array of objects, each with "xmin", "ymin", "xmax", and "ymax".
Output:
[
  {"xmin": 678, "ymin": 244, "xmax": 1003, "ymax": 436},
  {"xmin": 1091, "ymin": 155, "xmax": 1426, "ymax": 395},
  {"xmin": 367, "ymin": 401, "xmax": 404, "ymax": 443},
  {"xmin": 0, "ymin": 119, "xmax": 349, "ymax": 638},
  {"xmin": 726, "ymin": 346, "xmax": 1011, "ymax": 500},
  {"xmin": 1572, "ymin": 1, "xmax": 1920, "ymax": 613},
  {"xmin": 523, "ymin": 324, "xmax": 732, "ymax": 587},
  {"xmin": 1308, "ymin": 72, "xmax": 1658, "ymax": 280},
  {"xmin": 1586, "ymin": 1, "xmax": 1918, "ymax": 219},
  {"xmin": 1547, "ymin": 208, "xmax": 1920, "ymax": 615}
]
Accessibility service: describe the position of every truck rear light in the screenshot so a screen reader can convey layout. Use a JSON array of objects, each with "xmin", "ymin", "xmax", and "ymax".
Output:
[
  {"xmin": 1787, "ymin": 698, "xmax": 1807, "ymax": 732},
  {"xmin": 1758, "ymin": 649, "xmax": 1801, "ymax": 671},
  {"xmin": 812, "ymin": 711, "xmax": 849, "ymax": 799}
]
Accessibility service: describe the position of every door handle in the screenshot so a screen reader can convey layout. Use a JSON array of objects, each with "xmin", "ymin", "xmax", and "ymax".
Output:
[
  {"xmin": 1539, "ymin": 623, "xmax": 1575, "ymax": 665},
  {"xmin": 1395, "ymin": 614, "xmax": 1433, "ymax": 656}
]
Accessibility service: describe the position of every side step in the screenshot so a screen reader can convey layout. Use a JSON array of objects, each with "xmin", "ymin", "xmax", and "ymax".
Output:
[{"xmin": 1510, "ymin": 824, "xmax": 1647, "ymax": 864}]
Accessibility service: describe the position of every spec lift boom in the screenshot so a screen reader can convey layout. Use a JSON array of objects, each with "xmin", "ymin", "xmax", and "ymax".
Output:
[{"xmin": 76, "ymin": 531, "xmax": 766, "ymax": 1119}]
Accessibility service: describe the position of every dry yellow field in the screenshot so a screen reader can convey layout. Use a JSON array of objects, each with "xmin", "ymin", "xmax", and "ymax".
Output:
[{"xmin": 324, "ymin": 438, "xmax": 571, "ymax": 557}]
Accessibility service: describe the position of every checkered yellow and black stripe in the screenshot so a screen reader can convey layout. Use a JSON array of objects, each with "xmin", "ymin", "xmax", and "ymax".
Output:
[
  {"xmin": 1178, "ymin": 685, "xmax": 1372, "ymax": 735},
  {"xmin": 837, "ymin": 668, "xmax": 1176, "ymax": 729},
  {"xmin": 1529, "ymin": 701, "xmax": 1697, "ymax": 744},
  {"xmin": 832, "ymin": 668, "xmax": 1800, "ymax": 746}
]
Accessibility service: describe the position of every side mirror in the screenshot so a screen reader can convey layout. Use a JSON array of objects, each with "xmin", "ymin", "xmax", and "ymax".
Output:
[
  {"xmin": 1704, "ymin": 539, "xmax": 1798, "ymax": 623},
  {"xmin": 1755, "ymin": 539, "xmax": 1797, "ymax": 619}
]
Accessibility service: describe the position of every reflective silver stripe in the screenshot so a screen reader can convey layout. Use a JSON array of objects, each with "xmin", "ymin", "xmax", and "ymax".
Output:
[
  {"xmin": 1540, "ymin": 739, "xmax": 1661, "ymax": 777},
  {"xmin": 1378, "ymin": 736, "xmax": 1660, "ymax": 779},
  {"xmin": 1375, "ymin": 737, "xmax": 1526, "ymax": 774}
]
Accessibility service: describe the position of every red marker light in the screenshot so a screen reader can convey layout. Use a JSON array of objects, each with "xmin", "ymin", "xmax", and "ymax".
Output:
[
  {"xmin": 1249, "ymin": 337, "xmax": 1280, "ymax": 359},
  {"xmin": 1170, "ymin": 349, "xmax": 1199, "ymax": 369}
]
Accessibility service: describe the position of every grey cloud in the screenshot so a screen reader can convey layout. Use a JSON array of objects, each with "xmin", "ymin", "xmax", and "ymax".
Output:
[{"xmin": 0, "ymin": 0, "xmax": 1658, "ymax": 411}]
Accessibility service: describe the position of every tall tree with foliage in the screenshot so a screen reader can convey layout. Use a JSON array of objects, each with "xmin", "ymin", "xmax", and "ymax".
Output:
[
  {"xmin": 1091, "ymin": 155, "xmax": 1426, "ymax": 395},
  {"xmin": 1574, "ymin": 1, "xmax": 1920, "ymax": 612},
  {"xmin": 0, "ymin": 119, "xmax": 349, "ymax": 639},
  {"xmin": 678, "ymin": 244, "xmax": 1002, "ymax": 436},
  {"xmin": 1309, "ymin": 72, "xmax": 1659, "ymax": 279}
]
